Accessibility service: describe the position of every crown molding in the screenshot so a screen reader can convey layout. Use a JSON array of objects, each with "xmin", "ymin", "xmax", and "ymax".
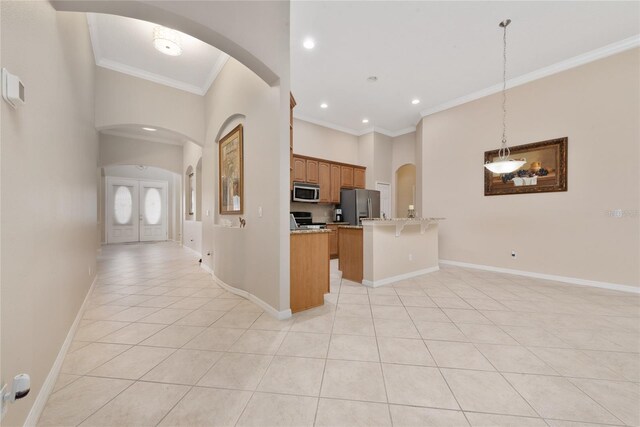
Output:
[
  {"xmin": 420, "ymin": 34, "xmax": 640, "ymax": 118},
  {"xmin": 203, "ymin": 52, "xmax": 230, "ymax": 95},
  {"xmin": 293, "ymin": 114, "xmax": 416, "ymax": 139},
  {"xmin": 99, "ymin": 128, "xmax": 186, "ymax": 146}
]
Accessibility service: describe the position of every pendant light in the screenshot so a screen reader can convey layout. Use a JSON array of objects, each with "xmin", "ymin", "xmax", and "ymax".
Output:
[{"xmin": 484, "ymin": 19, "xmax": 526, "ymax": 174}]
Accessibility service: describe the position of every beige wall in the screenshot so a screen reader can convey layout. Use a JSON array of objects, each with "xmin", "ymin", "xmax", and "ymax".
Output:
[
  {"xmin": 1, "ymin": 3, "xmax": 99, "ymax": 425},
  {"xmin": 99, "ymin": 133, "xmax": 183, "ymax": 174},
  {"xmin": 396, "ymin": 164, "xmax": 416, "ymax": 217},
  {"xmin": 373, "ymin": 132, "xmax": 393, "ymax": 185},
  {"xmin": 95, "ymin": 67, "xmax": 205, "ymax": 144},
  {"xmin": 419, "ymin": 49, "xmax": 640, "ymax": 287},
  {"xmin": 357, "ymin": 133, "xmax": 375, "ymax": 189},
  {"xmin": 293, "ymin": 119, "xmax": 359, "ymax": 164},
  {"xmin": 201, "ymin": 56, "xmax": 290, "ymax": 312},
  {"xmin": 183, "ymin": 141, "xmax": 203, "ymax": 253}
]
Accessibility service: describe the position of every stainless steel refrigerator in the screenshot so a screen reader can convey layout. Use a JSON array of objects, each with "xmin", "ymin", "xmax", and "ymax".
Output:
[{"xmin": 340, "ymin": 189, "xmax": 381, "ymax": 225}]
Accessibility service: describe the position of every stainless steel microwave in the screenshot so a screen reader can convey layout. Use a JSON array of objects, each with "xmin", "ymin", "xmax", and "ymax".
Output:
[{"xmin": 292, "ymin": 182, "xmax": 320, "ymax": 203}]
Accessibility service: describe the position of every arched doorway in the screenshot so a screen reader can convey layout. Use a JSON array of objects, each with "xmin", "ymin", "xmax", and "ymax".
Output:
[{"xmin": 395, "ymin": 164, "xmax": 416, "ymax": 217}]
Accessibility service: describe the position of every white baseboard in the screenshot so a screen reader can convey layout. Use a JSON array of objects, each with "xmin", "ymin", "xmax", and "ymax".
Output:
[
  {"xmin": 182, "ymin": 244, "xmax": 202, "ymax": 258},
  {"xmin": 23, "ymin": 275, "xmax": 98, "ymax": 426},
  {"xmin": 199, "ymin": 263, "xmax": 292, "ymax": 319},
  {"xmin": 362, "ymin": 266, "xmax": 440, "ymax": 288},
  {"xmin": 439, "ymin": 260, "xmax": 639, "ymax": 294}
]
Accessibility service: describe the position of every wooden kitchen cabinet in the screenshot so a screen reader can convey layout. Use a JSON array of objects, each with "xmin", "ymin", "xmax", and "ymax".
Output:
[
  {"xmin": 341, "ymin": 166, "xmax": 354, "ymax": 188},
  {"xmin": 354, "ymin": 167, "xmax": 366, "ymax": 189},
  {"xmin": 330, "ymin": 163, "xmax": 341, "ymax": 203},
  {"xmin": 293, "ymin": 156, "xmax": 306, "ymax": 182},
  {"xmin": 318, "ymin": 162, "xmax": 331, "ymax": 203},
  {"xmin": 338, "ymin": 227, "xmax": 363, "ymax": 283},
  {"xmin": 327, "ymin": 224, "xmax": 339, "ymax": 258},
  {"xmin": 290, "ymin": 232, "xmax": 330, "ymax": 313},
  {"xmin": 306, "ymin": 159, "xmax": 319, "ymax": 184}
]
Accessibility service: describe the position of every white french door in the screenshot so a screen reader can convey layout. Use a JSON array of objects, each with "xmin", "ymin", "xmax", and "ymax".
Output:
[{"xmin": 106, "ymin": 177, "xmax": 168, "ymax": 243}]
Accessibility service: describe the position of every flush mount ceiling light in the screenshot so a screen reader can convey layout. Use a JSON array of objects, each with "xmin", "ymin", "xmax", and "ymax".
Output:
[
  {"xmin": 153, "ymin": 26, "xmax": 182, "ymax": 56},
  {"xmin": 320, "ymin": 103, "xmax": 328, "ymax": 109},
  {"xmin": 303, "ymin": 37, "xmax": 315, "ymax": 49},
  {"xmin": 483, "ymin": 19, "xmax": 526, "ymax": 174},
  {"xmin": 142, "ymin": 127, "xmax": 157, "ymax": 131},
  {"xmin": 411, "ymin": 99, "xmax": 420, "ymax": 105},
  {"xmin": 362, "ymin": 118, "xmax": 369, "ymax": 124}
]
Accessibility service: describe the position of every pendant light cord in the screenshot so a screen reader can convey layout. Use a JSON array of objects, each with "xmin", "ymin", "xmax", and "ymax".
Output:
[{"xmin": 499, "ymin": 20, "xmax": 509, "ymax": 160}]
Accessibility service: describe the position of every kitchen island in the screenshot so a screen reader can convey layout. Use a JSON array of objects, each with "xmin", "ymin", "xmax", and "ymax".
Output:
[
  {"xmin": 362, "ymin": 218, "xmax": 444, "ymax": 287},
  {"xmin": 338, "ymin": 218, "xmax": 444, "ymax": 287},
  {"xmin": 290, "ymin": 229, "xmax": 331, "ymax": 312}
]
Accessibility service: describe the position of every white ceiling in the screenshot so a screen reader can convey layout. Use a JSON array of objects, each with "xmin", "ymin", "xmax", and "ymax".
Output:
[
  {"xmin": 291, "ymin": 1, "xmax": 640, "ymax": 136},
  {"xmin": 87, "ymin": 13, "xmax": 229, "ymax": 95}
]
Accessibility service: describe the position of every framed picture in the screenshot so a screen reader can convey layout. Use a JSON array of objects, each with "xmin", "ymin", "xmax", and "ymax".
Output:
[
  {"xmin": 219, "ymin": 124, "xmax": 244, "ymax": 214},
  {"xmin": 484, "ymin": 137, "xmax": 567, "ymax": 196}
]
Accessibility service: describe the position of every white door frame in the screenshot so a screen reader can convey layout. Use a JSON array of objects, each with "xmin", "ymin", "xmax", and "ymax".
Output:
[
  {"xmin": 375, "ymin": 181, "xmax": 392, "ymax": 219},
  {"xmin": 105, "ymin": 176, "xmax": 169, "ymax": 244}
]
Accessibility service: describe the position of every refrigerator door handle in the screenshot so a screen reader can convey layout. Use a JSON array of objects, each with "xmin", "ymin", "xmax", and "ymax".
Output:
[{"xmin": 367, "ymin": 198, "xmax": 372, "ymax": 219}]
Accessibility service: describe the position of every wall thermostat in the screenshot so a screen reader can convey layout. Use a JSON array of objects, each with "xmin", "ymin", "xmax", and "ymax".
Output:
[{"xmin": 2, "ymin": 68, "xmax": 25, "ymax": 108}]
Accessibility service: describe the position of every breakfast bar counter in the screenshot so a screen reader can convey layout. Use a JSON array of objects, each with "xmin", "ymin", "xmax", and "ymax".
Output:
[{"xmin": 361, "ymin": 218, "xmax": 444, "ymax": 287}]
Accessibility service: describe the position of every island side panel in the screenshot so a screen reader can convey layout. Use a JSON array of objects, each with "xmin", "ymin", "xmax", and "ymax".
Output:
[
  {"xmin": 363, "ymin": 223, "xmax": 439, "ymax": 286},
  {"xmin": 338, "ymin": 227, "xmax": 363, "ymax": 283},
  {"xmin": 290, "ymin": 232, "xmax": 330, "ymax": 312}
]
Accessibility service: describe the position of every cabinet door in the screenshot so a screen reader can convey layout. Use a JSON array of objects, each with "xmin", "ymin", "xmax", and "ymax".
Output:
[
  {"xmin": 306, "ymin": 159, "xmax": 319, "ymax": 184},
  {"xmin": 293, "ymin": 157, "xmax": 306, "ymax": 182},
  {"xmin": 341, "ymin": 166, "xmax": 354, "ymax": 188},
  {"xmin": 318, "ymin": 162, "xmax": 331, "ymax": 203},
  {"xmin": 330, "ymin": 164, "xmax": 341, "ymax": 203},
  {"xmin": 353, "ymin": 167, "xmax": 366, "ymax": 189}
]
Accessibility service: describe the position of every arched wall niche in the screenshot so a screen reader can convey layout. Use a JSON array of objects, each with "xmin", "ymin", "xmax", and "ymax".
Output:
[{"xmin": 395, "ymin": 163, "xmax": 416, "ymax": 217}]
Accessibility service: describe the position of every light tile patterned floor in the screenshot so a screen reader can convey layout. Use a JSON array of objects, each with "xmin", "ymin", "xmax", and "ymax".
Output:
[{"xmin": 39, "ymin": 242, "xmax": 640, "ymax": 426}]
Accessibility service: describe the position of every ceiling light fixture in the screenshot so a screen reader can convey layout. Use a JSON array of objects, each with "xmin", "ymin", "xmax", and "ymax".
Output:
[
  {"xmin": 362, "ymin": 119, "xmax": 369, "ymax": 124},
  {"xmin": 303, "ymin": 37, "xmax": 315, "ymax": 49},
  {"xmin": 320, "ymin": 103, "xmax": 328, "ymax": 109},
  {"xmin": 412, "ymin": 99, "xmax": 420, "ymax": 105},
  {"xmin": 142, "ymin": 127, "xmax": 157, "ymax": 131},
  {"xmin": 484, "ymin": 19, "xmax": 526, "ymax": 174},
  {"xmin": 153, "ymin": 26, "xmax": 182, "ymax": 56}
]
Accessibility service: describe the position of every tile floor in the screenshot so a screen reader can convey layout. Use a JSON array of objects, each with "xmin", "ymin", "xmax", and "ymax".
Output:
[{"xmin": 39, "ymin": 242, "xmax": 639, "ymax": 426}]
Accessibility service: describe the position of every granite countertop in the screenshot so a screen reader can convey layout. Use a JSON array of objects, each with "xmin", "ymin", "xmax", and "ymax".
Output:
[
  {"xmin": 361, "ymin": 217, "xmax": 446, "ymax": 222},
  {"xmin": 290, "ymin": 229, "xmax": 333, "ymax": 235},
  {"xmin": 338, "ymin": 225, "xmax": 363, "ymax": 229},
  {"xmin": 326, "ymin": 222, "xmax": 350, "ymax": 225}
]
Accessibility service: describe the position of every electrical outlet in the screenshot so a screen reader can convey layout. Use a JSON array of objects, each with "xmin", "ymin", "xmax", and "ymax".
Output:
[
  {"xmin": 408, "ymin": 254, "xmax": 413, "ymax": 261},
  {"xmin": 258, "ymin": 206, "xmax": 263, "ymax": 217},
  {"xmin": 511, "ymin": 251, "xmax": 516, "ymax": 259},
  {"xmin": 88, "ymin": 266, "xmax": 91, "ymax": 277}
]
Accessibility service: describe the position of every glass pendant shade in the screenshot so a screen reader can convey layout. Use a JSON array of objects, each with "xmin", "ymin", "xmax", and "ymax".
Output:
[
  {"xmin": 484, "ymin": 159, "xmax": 526, "ymax": 174},
  {"xmin": 153, "ymin": 26, "xmax": 182, "ymax": 56}
]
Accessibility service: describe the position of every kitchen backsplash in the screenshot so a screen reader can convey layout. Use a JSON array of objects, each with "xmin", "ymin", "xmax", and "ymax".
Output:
[{"xmin": 290, "ymin": 202, "xmax": 336, "ymax": 223}]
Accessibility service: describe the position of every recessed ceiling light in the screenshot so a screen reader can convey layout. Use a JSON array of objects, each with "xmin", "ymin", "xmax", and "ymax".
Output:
[
  {"xmin": 142, "ymin": 127, "xmax": 157, "ymax": 131},
  {"xmin": 153, "ymin": 26, "xmax": 182, "ymax": 56},
  {"xmin": 367, "ymin": 76, "xmax": 378, "ymax": 83},
  {"xmin": 320, "ymin": 103, "xmax": 328, "ymax": 109},
  {"xmin": 362, "ymin": 119, "xmax": 369, "ymax": 124},
  {"xmin": 412, "ymin": 99, "xmax": 420, "ymax": 105},
  {"xmin": 303, "ymin": 37, "xmax": 315, "ymax": 49}
]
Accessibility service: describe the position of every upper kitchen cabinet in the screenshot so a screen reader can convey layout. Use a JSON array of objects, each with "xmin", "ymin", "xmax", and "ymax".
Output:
[
  {"xmin": 306, "ymin": 159, "xmax": 319, "ymax": 184},
  {"xmin": 341, "ymin": 166, "xmax": 353, "ymax": 188},
  {"xmin": 293, "ymin": 156, "xmax": 306, "ymax": 182},
  {"xmin": 318, "ymin": 162, "xmax": 331, "ymax": 203},
  {"xmin": 330, "ymin": 163, "xmax": 341, "ymax": 203},
  {"xmin": 354, "ymin": 167, "xmax": 366, "ymax": 189}
]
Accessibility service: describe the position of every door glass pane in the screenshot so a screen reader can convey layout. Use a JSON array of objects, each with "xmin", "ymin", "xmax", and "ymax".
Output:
[
  {"xmin": 144, "ymin": 187, "xmax": 162, "ymax": 225},
  {"xmin": 114, "ymin": 185, "xmax": 133, "ymax": 225}
]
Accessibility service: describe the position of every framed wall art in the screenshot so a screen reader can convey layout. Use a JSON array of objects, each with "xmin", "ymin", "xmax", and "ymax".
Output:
[
  {"xmin": 484, "ymin": 137, "xmax": 568, "ymax": 196},
  {"xmin": 219, "ymin": 124, "xmax": 244, "ymax": 214}
]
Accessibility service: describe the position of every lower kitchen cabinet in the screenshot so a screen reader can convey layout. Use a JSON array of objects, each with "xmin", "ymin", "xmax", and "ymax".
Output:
[
  {"xmin": 327, "ymin": 224, "xmax": 339, "ymax": 258},
  {"xmin": 290, "ymin": 231, "xmax": 330, "ymax": 313},
  {"xmin": 338, "ymin": 227, "xmax": 363, "ymax": 283}
]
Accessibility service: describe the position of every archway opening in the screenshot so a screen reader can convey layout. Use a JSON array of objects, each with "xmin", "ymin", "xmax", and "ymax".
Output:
[{"xmin": 395, "ymin": 164, "xmax": 416, "ymax": 217}]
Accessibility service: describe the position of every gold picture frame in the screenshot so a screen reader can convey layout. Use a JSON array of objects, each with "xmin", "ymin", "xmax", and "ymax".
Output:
[
  {"xmin": 484, "ymin": 137, "xmax": 568, "ymax": 196},
  {"xmin": 219, "ymin": 124, "xmax": 244, "ymax": 214}
]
